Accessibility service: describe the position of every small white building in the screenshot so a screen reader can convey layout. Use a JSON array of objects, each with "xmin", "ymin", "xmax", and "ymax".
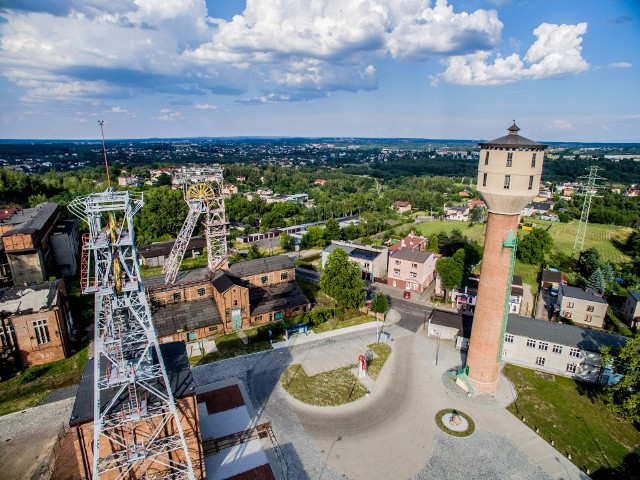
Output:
[{"xmin": 445, "ymin": 205, "xmax": 469, "ymax": 221}]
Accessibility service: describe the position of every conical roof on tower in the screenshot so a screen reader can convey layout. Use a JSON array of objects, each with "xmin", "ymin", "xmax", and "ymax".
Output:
[{"xmin": 479, "ymin": 122, "xmax": 548, "ymax": 149}]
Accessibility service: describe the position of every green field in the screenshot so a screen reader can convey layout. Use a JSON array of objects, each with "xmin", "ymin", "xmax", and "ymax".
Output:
[
  {"xmin": 504, "ymin": 364, "xmax": 640, "ymax": 478},
  {"xmin": 415, "ymin": 219, "xmax": 632, "ymax": 264}
]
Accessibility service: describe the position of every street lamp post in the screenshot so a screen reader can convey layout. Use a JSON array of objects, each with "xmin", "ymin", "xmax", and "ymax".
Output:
[{"xmin": 435, "ymin": 331, "xmax": 441, "ymax": 366}]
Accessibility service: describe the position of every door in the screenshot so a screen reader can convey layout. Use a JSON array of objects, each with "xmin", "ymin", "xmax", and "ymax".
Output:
[
  {"xmin": 232, "ymin": 308, "xmax": 242, "ymax": 330},
  {"xmin": 186, "ymin": 332, "xmax": 197, "ymax": 342}
]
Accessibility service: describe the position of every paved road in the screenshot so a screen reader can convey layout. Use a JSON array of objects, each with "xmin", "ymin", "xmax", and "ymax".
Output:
[{"xmin": 193, "ymin": 318, "xmax": 588, "ymax": 480}]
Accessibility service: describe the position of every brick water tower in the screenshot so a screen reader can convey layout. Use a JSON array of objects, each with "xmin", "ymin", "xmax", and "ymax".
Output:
[{"xmin": 466, "ymin": 123, "xmax": 547, "ymax": 394}]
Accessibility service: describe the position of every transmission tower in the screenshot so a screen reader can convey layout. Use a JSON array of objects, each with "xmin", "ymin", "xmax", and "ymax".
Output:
[
  {"xmin": 69, "ymin": 189, "xmax": 196, "ymax": 480},
  {"xmin": 572, "ymin": 166, "xmax": 606, "ymax": 254},
  {"xmin": 163, "ymin": 167, "xmax": 228, "ymax": 284}
]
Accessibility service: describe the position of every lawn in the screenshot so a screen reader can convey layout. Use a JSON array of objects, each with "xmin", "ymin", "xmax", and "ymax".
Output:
[
  {"xmin": 503, "ymin": 364, "xmax": 640, "ymax": 478},
  {"xmin": 281, "ymin": 342, "xmax": 392, "ymax": 406},
  {"xmin": 415, "ymin": 221, "xmax": 487, "ymax": 245},
  {"xmin": 190, "ymin": 330, "xmax": 273, "ymax": 365},
  {"xmin": 311, "ymin": 314, "xmax": 376, "ymax": 334},
  {"xmin": 0, "ymin": 347, "xmax": 88, "ymax": 416}
]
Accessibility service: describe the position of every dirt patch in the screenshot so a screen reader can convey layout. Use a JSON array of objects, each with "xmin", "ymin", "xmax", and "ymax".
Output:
[
  {"xmin": 196, "ymin": 384, "xmax": 245, "ymax": 414},
  {"xmin": 534, "ymin": 371, "xmax": 555, "ymax": 381}
]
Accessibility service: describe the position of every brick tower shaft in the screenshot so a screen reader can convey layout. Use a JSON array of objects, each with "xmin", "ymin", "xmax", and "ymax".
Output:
[{"xmin": 466, "ymin": 212, "xmax": 519, "ymax": 393}]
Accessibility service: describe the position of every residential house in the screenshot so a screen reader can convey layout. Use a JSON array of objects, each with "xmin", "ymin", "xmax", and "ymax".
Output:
[
  {"xmin": 145, "ymin": 255, "xmax": 310, "ymax": 343},
  {"xmin": 0, "ymin": 280, "xmax": 72, "ymax": 367},
  {"xmin": 468, "ymin": 199, "xmax": 486, "ymax": 210},
  {"xmin": 445, "ymin": 205, "xmax": 469, "ymax": 222},
  {"xmin": 222, "ymin": 184, "xmax": 238, "ymax": 196},
  {"xmin": 541, "ymin": 269, "xmax": 565, "ymax": 290},
  {"xmin": 621, "ymin": 290, "xmax": 640, "ymax": 329},
  {"xmin": 388, "ymin": 234, "xmax": 427, "ymax": 252},
  {"xmin": 521, "ymin": 201, "xmax": 554, "ymax": 217},
  {"xmin": 427, "ymin": 311, "xmax": 629, "ymax": 384},
  {"xmin": 557, "ymin": 285, "xmax": 609, "ymax": 328},
  {"xmin": 322, "ymin": 241, "xmax": 388, "ymax": 281},
  {"xmin": 387, "ymin": 249, "xmax": 436, "ymax": 293},
  {"xmin": 453, "ymin": 274, "xmax": 524, "ymax": 314},
  {"xmin": 392, "ymin": 201, "xmax": 412, "ymax": 213},
  {"xmin": 458, "ymin": 191, "xmax": 470, "ymax": 198},
  {"xmin": 625, "ymin": 187, "xmax": 640, "ymax": 197},
  {"xmin": 256, "ymin": 187, "xmax": 273, "ymax": 196},
  {"xmin": 314, "ymin": 179, "xmax": 326, "ymax": 186}
]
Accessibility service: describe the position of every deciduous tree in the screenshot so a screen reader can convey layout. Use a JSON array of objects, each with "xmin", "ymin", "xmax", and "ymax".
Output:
[
  {"xmin": 320, "ymin": 248, "xmax": 366, "ymax": 310},
  {"xmin": 370, "ymin": 292, "xmax": 389, "ymax": 321},
  {"xmin": 517, "ymin": 228, "xmax": 553, "ymax": 265},
  {"xmin": 601, "ymin": 335, "xmax": 640, "ymax": 423},
  {"xmin": 436, "ymin": 256, "xmax": 463, "ymax": 301}
]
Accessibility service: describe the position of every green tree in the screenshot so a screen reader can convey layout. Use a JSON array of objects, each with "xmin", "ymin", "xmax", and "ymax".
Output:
[
  {"xmin": 137, "ymin": 187, "xmax": 188, "ymax": 244},
  {"xmin": 155, "ymin": 173, "xmax": 172, "ymax": 186},
  {"xmin": 587, "ymin": 269, "xmax": 606, "ymax": 294},
  {"xmin": 341, "ymin": 223, "xmax": 361, "ymax": 241},
  {"xmin": 579, "ymin": 247, "xmax": 601, "ymax": 277},
  {"xmin": 279, "ymin": 233, "xmax": 295, "ymax": 251},
  {"xmin": 370, "ymin": 292, "xmax": 389, "ymax": 321},
  {"xmin": 324, "ymin": 217, "xmax": 341, "ymax": 242},
  {"xmin": 436, "ymin": 256, "xmax": 463, "ymax": 301},
  {"xmin": 320, "ymin": 248, "xmax": 366, "ymax": 309},
  {"xmin": 247, "ymin": 243, "xmax": 264, "ymax": 259},
  {"xmin": 601, "ymin": 263, "xmax": 615, "ymax": 284},
  {"xmin": 302, "ymin": 225, "xmax": 326, "ymax": 249},
  {"xmin": 517, "ymin": 228, "xmax": 553, "ymax": 264},
  {"xmin": 28, "ymin": 193, "xmax": 47, "ymax": 207},
  {"xmin": 601, "ymin": 335, "xmax": 640, "ymax": 423},
  {"xmin": 427, "ymin": 233, "xmax": 439, "ymax": 253},
  {"xmin": 469, "ymin": 205, "xmax": 483, "ymax": 223}
]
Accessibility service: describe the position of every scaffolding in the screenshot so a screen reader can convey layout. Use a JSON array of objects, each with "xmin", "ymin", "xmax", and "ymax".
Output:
[
  {"xmin": 163, "ymin": 167, "xmax": 228, "ymax": 284},
  {"xmin": 69, "ymin": 189, "xmax": 196, "ymax": 480}
]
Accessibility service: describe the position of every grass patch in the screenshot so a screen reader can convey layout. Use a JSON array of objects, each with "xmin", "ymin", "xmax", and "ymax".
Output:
[
  {"xmin": 415, "ymin": 221, "xmax": 487, "ymax": 245},
  {"xmin": 296, "ymin": 279, "xmax": 323, "ymax": 304},
  {"xmin": 514, "ymin": 261, "xmax": 541, "ymax": 294},
  {"xmin": 312, "ymin": 314, "xmax": 376, "ymax": 334},
  {"xmin": 435, "ymin": 409, "xmax": 476, "ymax": 438},
  {"xmin": 366, "ymin": 343, "xmax": 391, "ymax": 381},
  {"xmin": 0, "ymin": 347, "xmax": 89, "ymax": 416},
  {"xmin": 504, "ymin": 364, "xmax": 640, "ymax": 478},
  {"xmin": 190, "ymin": 331, "xmax": 273, "ymax": 366},
  {"xmin": 281, "ymin": 364, "xmax": 368, "ymax": 406}
]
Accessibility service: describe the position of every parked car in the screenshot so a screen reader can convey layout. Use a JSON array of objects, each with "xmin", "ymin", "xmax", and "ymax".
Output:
[
  {"xmin": 403, "ymin": 291, "xmax": 411, "ymax": 299},
  {"xmin": 549, "ymin": 286, "xmax": 559, "ymax": 297}
]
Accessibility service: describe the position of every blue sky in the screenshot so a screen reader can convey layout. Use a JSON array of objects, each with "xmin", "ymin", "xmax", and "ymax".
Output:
[{"xmin": 0, "ymin": 0, "xmax": 638, "ymax": 142}]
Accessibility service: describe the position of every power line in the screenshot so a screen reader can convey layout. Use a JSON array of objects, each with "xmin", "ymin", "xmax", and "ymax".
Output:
[{"xmin": 572, "ymin": 166, "xmax": 606, "ymax": 255}]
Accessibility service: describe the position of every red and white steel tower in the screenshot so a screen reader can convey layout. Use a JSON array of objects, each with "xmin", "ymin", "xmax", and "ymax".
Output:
[{"xmin": 465, "ymin": 123, "xmax": 547, "ymax": 394}]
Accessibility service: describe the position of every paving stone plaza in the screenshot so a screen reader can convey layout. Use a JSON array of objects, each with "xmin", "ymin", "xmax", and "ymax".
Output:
[{"xmin": 192, "ymin": 318, "xmax": 589, "ymax": 480}]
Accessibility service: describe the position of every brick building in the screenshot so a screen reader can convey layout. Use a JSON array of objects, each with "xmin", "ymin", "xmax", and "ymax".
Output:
[
  {"xmin": 0, "ymin": 202, "xmax": 79, "ymax": 284},
  {"xmin": 145, "ymin": 255, "xmax": 310, "ymax": 343},
  {"xmin": 0, "ymin": 279, "xmax": 72, "ymax": 367}
]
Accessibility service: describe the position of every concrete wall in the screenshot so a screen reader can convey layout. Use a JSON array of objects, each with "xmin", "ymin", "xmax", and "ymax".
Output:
[{"xmin": 621, "ymin": 293, "xmax": 640, "ymax": 328}]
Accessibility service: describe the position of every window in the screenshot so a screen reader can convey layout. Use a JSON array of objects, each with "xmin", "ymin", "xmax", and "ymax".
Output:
[
  {"xmin": 531, "ymin": 153, "xmax": 537, "ymax": 168},
  {"xmin": 233, "ymin": 300, "xmax": 238, "ymax": 307},
  {"xmin": 409, "ymin": 272, "xmax": 417, "ymax": 278},
  {"xmin": 569, "ymin": 348, "xmax": 581, "ymax": 358},
  {"xmin": 552, "ymin": 345, "xmax": 562, "ymax": 354},
  {"xmin": 585, "ymin": 315, "xmax": 593, "ymax": 323},
  {"xmin": 586, "ymin": 305, "xmax": 594, "ymax": 312},
  {"xmin": 33, "ymin": 319, "xmax": 50, "ymax": 345},
  {"xmin": 566, "ymin": 363, "xmax": 577, "ymax": 373},
  {"xmin": 0, "ymin": 325, "xmax": 17, "ymax": 349},
  {"xmin": 255, "ymin": 315, "xmax": 262, "ymax": 322},
  {"xmin": 504, "ymin": 175, "xmax": 511, "ymax": 189},
  {"xmin": 535, "ymin": 357, "xmax": 546, "ymax": 366},
  {"xmin": 538, "ymin": 342, "xmax": 548, "ymax": 351},
  {"xmin": 526, "ymin": 338, "xmax": 536, "ymax": 348},
  {"xmin": 261, "ymin": 275, "xmax": 268, "ymax": 285},
  {"xmin": 395, "ymin": 260, "xmax": 401, "ymax": 265},
  {"xmin": 505, "ymin": 334, "xmax": 514, "ymax": 343},
  {"xmin": 411, "ymin": 263, "xmax": 418, "ymax": 268},
  {"xmin": 567, "ymin": 301, "xmax": 574, "ymax": 308},
  {"xmin": 173, "ymin": 292, "xmax": 182, "ymax": 302},
  {"xmin": 482, "ymin": 172, "xmax": 487, "ymax": 187},
  {"xmin": 280, "ymin": 272, "xmax": 288, "ymax": 281},
  {"xmin": 393, "ymin": 269, "xmax": 400, "ymax": 276},
  {"xmin": 197, "ymin": 288, "xmax": 206, "ymax": 297},
  {"xmin": 528, "ymin": 176, "xmax": 534, "ymax": 190},
  {"xmin": 506, "ymin": 152, "xmax": 513, "ymax": 167},
  {"xmin": 484, "ymin": 151, "xmax": 490, "ymax": 165}
]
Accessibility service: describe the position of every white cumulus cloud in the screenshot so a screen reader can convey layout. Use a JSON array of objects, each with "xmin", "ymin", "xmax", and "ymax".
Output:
[
  {"xmin": 433, "ymin": 22, "xmax": 589, "ymax": 86},
  {"xmin": 609, "ymin": 62, "xmax": 631, "ymax": 69}
]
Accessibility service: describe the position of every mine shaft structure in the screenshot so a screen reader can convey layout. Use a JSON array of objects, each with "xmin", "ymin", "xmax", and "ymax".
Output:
[
  {"xmin": 465, "ymin": 123, "xmax": 548, "ymax": 395},
  {"xmin": 69, "ymin": 189, "xmax": 196, "ymax": 480},
  {"xmin": 163, "ymin": 167, "xmax": 228, "ymax": 284}
]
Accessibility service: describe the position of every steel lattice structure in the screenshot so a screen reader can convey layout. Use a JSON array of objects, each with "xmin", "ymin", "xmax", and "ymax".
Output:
[
  {"xmin": 163, "ymin": 167, "xmax": 228, "ymax": 284},
  {"xmin": 572, "ymin": 166, "xmax": 606, "ymax": 254},
  {"xmin": 69, "ymin": 189, "xmax": 196, "ymax": 480}
]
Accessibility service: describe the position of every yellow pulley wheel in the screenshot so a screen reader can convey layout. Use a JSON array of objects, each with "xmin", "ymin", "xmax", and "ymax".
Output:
[{"xmin": 186, "ymin": 183, "xmax": 215, "ymax": 200}]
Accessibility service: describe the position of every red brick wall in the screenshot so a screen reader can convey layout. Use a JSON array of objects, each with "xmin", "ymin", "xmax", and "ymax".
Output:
[
  {"xmin": 466, "ymin": 213, "xmax": 520, "ymax": 394},
  {"xmin": 242, "ymin": 268, "xmax": 294, "ymax": 289},
  {"xmin": 149, "ymin": 282, "xmax": 212, "ymax": 306}
]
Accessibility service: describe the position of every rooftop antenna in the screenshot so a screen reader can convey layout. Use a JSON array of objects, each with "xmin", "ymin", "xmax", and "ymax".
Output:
[
  {"xmin": 98, "ymin": 120, "xmax": 111, "ymax": 187},
  {"xmin": 572, "ymin": 166, "xmax": 606, "ymax": 254}
]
